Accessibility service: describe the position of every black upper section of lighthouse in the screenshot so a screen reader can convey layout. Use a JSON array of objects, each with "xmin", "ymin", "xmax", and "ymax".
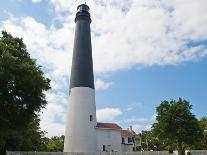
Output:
[
  {"xmin": 75, "ymin": 4, "xmax": 91, "ymax": 23},
  {"xmin": 69, "ymin": 4, "xmax": 94, "ymax": 90}
]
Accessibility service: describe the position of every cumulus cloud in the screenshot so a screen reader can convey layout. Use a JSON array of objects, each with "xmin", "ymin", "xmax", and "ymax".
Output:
[
  {"xmin": 1, "ymin": 17, "xmax": 72, "ymax": 91},
  {"xmin": 96, "ymin": 108, "xmax": 123, "ymax": 122},
  {"xmin": 92, "ymin": 0, "xmax": 207, "ymax": 73},
  {"xmin": 2, "ymin": 0, "xmax": 207, "ymax": 84},
  {"xmin": 41, "ymin": 0, "xmax": 207, "ymax": 74},
  {"xmin": 40, "ymin": 91, "xmax": 68, "ymax": 137},
  {"xmin": 47, "ymin": 0, "xmax": 75, "ymax": 12},
  {"xmin": 95, "ymin": 79, "xmax": 113, "ymax": 90}
]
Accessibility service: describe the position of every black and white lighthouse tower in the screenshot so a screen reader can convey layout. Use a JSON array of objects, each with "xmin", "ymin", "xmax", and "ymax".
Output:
[{"xmin": 64, "ymin": 4, "xmax": 97, "ymax": 152}]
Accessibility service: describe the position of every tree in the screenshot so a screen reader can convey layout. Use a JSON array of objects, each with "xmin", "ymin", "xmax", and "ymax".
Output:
[
  {"xmin": 19, "ymin": 116, "xmax": 48, "ymax": 151},
  {"xmin": 4, "ymin": 116, "xmax": 48, "ymax": 152},
  {"xmin": 191, "ymin": 117, "xmax": 207, "ymax": 150},
  {"xmin": 200, "ymin": 117, "xmax": 207, "ymax": 149},
  {"xmin": 152, "ymin": 98, "xmax": 203, "ymax": 155},
  {"xmin": 46, "ymin": 136, "xmax": 64, "ymax": 152},
  {"xmin": 145, "ymin": 131, "xmax": 166, "ymax": 151},
  {"xmin": 137, "ymin": 130, "xmax": 165, "ymax": 151},
  {"xmin": 0, "ymin": 31, "xmax": 50, "ymax": 153}
]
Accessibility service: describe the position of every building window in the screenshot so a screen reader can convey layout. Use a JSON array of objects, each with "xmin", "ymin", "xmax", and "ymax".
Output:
[
  {"xmin": 90, "ymin": 115, "xmax": 93, "ymax": 121},
  {"xmin": 103, "ymin": 145, "xmax": 106, "ymax": 151},
  {"xmin": 128, "ymin": 137, "xmax": 132, "ymax": 143},
  {"xmin": 132, "ymin": 137, "xmax": 135, "ymax": 143},
  {"xmin": 122, "ymin": 137, "xmax": 125, "ymax": 143}
]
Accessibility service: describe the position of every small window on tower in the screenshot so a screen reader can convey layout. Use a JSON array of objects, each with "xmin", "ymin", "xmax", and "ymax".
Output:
[
  {"xmin": 103, "ymin": 145, "xmax": 106, "ymax": 151},
  {"xmin": 90, "ymin": 115, "xmax": 93, "ymax": 121}
]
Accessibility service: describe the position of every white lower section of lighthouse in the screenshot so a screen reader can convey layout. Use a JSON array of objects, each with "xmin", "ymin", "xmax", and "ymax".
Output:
[{"xmin": 64, "ymin": 87, "xmax": 97, "ymax": 152}]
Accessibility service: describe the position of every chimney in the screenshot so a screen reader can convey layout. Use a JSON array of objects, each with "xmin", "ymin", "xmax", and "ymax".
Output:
[{"xmin": 130, "ymin": 125, "xmax": 133, "ymax": 131}]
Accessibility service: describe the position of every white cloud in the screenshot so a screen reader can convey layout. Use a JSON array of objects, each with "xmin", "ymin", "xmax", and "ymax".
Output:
[
  {"xmin": 2, "ymin": 0, "xmax": 207, "ymax": 83},
  {"xmin": 123, "ymin": 113, "xmax": 157, "ymax": 123},
  {"xmin": 96, "ymin": 108, "xmax": 122, "ymax": 122},
  {"xmin": 151, "ymin": 113, "xmax": 157, "ymax": 121},
  {"xmin": 91, "ymin": 0, "xmax": 207, "ymax": 73},
  {"xmin": 48, "ymin": 0, "xmax": 75, "ymax": 12},
  {"xmin": 126, "ymin": 102, "xmax": 143, "ymax": 111},
  {"xmin": 132, "ymin": 124, "xmax": 152, "ymax": 133},
  {"xmin": 40, "ymin": 0, "xmax": 207, "ymax": 74},
  {"xmin": 40, "ymin": 92, "xmax": 67, "ymax": 137},
  {"xmin": 32, "ymin": 0, "xmax": 41, "ymax": 3},
  {"xmin": 203, "ymin": 49, "xmax": 207, "ymax": 57},
  {"xmin": 95, "ymin": 79, "xmax": 113, "ymax": 90},
  {"xmin": 1, "ymin": 17, "xmax": 72, "ymax": 91},
  {"xmin": 127, "ymin": 106, "xmax": 133, "ymax": 112},
  {"xmin": 123, "ymin": 117, "xmax": 148, "ymax": 123},
  {"xmin": 40, "ymin": 120, "xmax": 65, "ymax": 138}
]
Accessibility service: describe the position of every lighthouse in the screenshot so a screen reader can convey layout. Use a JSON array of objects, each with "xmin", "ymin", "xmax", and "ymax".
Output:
[{"xmin": 64, "ymin": 4, "xmax": 97, "ymax": 152}]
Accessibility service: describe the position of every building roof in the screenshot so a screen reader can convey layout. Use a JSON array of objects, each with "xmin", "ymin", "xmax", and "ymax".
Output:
[
  {"xmin": 96, "ymin": 122, "xmax": 122, "ymax": 130},
  {"xmin": 121, "ymin": 129, "xmax": 136, "ymax": 137}
]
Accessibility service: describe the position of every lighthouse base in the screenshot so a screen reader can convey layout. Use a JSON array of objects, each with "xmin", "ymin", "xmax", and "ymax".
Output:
[{"xmin": 64, "ymin": 87, "xmax": 97, "ymax": 152}]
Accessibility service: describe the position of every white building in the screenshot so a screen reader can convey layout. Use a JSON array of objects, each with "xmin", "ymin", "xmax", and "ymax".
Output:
[
  {"xmin": 121, "ymin": 126, "xmax": 136, "ymax": 152},
  {"xmin": 95, "ymin": 122, "xmax": 137, "ymax": 152}
]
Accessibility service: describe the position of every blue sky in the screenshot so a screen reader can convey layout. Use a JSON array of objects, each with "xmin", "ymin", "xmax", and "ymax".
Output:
[{"xmin": 0, "ymin": 0, "xmax": 207, "ymax": 137}]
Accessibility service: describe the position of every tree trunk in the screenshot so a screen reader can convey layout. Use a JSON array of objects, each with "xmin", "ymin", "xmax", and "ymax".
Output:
[
  {"xmin": 178, "ymin": 149, "xmax": 185, "ymax": 155},
  {"xmin": 178, "ymin": 143, "xmax": 185, "ymax": 155},
  {"xmin": 3, "ymin": 143, "xmax": 7, "ymax": 155}
]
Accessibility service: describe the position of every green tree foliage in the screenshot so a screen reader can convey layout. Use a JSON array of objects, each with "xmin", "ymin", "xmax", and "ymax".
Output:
[
  {"xmin": 200, "ymin": 117, "xmax": 207, "ymax": 149},
  {"xmin": 19, "ymin": 116, "xmax": 48, "ymax": 151},
  {"xmin": 191, "ymin": 117, "xmax": 207, "ymax": 150},
  {"xmin": 4, "ymin": 116, "xmax": 48, "ymax": 152},
  {"xmin": 146, "ymin": 131, "xmax": 165, "ymax": 151},
  {"xmin": 136, "ymin": 130, "xmax": 165, "ymax": 151},
  {"xmin": 152, "ymin": 98, "xmax": 203, "ymax": 155},
  {"xmin": 46, "ymin": 136, "xmax": 64, "ymax": 152},
  {"xmin": 0, "ymin": 31, "xmax": 50, "ymax": 154}
]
